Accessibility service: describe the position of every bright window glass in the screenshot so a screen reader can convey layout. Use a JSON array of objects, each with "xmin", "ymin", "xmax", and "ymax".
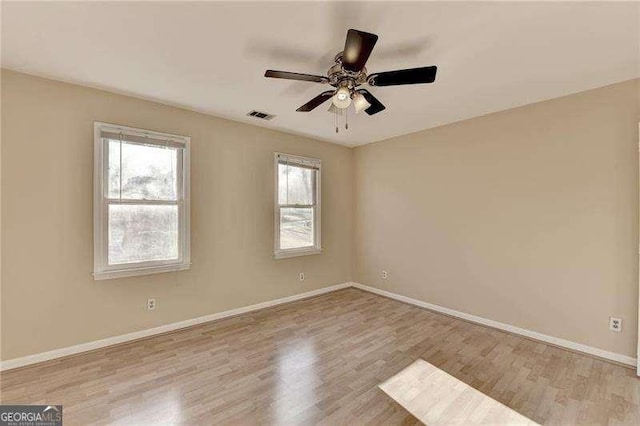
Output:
[
  {"xmin": 94, "ymin": 123, "xmax": 190, "ymax": 279},
  {"xmin": 108, "ymin": 204, "xmax": 179, "ymax": 264},
  {"xmin": 275, "ymin": 154, "xmax": 321, "ymax": 258}
]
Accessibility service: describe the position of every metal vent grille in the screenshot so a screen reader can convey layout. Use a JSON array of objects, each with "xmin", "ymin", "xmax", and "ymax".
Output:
[{"xmin": 247, "ymin": 110, "xmax": 276, "ymax": 120}]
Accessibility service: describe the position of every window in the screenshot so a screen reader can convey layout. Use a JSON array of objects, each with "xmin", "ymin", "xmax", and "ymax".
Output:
[
  {"xmin": 93, "ymin": 122, "xmax": 190, "ymax": 279},
  {"xmin": 274, "ymin": 153, "xmax": 321, "ymax": 259}
]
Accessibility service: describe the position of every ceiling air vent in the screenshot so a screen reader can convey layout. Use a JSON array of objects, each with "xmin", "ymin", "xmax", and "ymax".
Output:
[{"xmin": 247, "ymin": 110, "xmax": 276, "ymax": 121}]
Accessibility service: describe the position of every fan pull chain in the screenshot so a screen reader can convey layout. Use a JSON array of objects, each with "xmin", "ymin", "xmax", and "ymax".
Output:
[
  {"xmin": 335, "ymin": 109, "xmax": 338, "ymax": 134},
  {"xmin": 345, "ymin": 108, "xmax": 349, "ymax": 130}
]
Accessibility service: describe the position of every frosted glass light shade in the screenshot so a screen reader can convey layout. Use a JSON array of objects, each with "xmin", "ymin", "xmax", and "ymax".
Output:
[
  {"xmin": 353, "ymin": 92, "xmax": 371, "ymax": 114},
  {"xmin": 332, "ymin": 87, "xmax": 352, "ymax": 109}
]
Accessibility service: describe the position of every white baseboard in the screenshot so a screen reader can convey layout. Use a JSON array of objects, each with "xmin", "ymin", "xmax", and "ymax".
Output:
[
  {"xmin": 351, "ymin": 282, "xmax": 637, "ymax": 368},
  {"xmin": 0, "ymin": 282, "xmax": 351, "ymax": 371},
  {"xmin": 2, "ymin": 281, "xmax": 635, "ymax": 371}
]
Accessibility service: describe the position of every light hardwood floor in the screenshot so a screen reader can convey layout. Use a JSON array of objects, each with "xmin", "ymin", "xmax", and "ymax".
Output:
[
  {"xmin": 380, "ymin": 359, "xmax": 539, "ymax": 425},
  {"xmin": 1, "ymin": 288, "xmax": 639, "ymax": 425}
]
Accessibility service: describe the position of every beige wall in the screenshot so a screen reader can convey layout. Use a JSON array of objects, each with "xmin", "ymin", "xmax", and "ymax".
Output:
[
  {"xmin": 0, "ymin": 70, "xmax": 353, "ymax": 361},
  {"xmin": 354, "ymin": 79, "xmax": 640, "ymax": 357},
  {"xmin": 2, "ymin": 70, "xmax": 639, "ymax": 362}
]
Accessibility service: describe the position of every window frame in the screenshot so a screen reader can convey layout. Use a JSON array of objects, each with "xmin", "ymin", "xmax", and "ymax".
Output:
[
  {"xmin": 274, "ymin": 152, "xmax": 322, "ymax": 259},
  {"xmin": 93, "ymin": 122, "xmax": 191, "ymax": 280}
]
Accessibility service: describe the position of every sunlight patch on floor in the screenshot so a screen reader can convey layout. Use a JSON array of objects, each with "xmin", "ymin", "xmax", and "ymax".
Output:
[{"xmin": 379, "ymin": 359, "xmax": 539, "ymax": 425}]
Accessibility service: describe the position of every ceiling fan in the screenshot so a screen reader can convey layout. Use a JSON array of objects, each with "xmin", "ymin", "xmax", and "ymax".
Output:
[{"xmin": 264, "ymin": 29, "xmax": 437, "ymax": 119}]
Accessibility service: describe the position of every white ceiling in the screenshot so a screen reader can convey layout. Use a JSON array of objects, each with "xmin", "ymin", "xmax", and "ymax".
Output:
[{"xmin": 2, "ymin": 1, "xmax": 639, "ymax": 146}]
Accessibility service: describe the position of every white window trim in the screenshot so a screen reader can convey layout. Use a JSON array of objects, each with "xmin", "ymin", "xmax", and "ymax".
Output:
[
  {"xmin": 93, "ymin": 122, "xmax": 191, "ymax": 280},
  {"xmin": 274, "ymin": 152, "xmax": 322, "ymax": 259}
]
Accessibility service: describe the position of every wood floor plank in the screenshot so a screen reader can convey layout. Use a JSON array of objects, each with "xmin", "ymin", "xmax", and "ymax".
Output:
[
  {"xmin": 379, "ymin": 359, "xmax": 539, "ymax": 425},
  {"xmin": 1, "ymin": 288, "xmax": 639, "ymax": 425}
]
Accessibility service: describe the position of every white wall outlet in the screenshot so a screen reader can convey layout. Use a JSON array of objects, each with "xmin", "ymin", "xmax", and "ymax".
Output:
[
  {"xmin": 147, "ymin": 298, "xmax": 156, "ymax": 311},
  {"xmin": 609, "ymin": 317, "xmax": 622, "ymax": 332},
  {"xmin": 299, "ymin": 272, "xmax": 305, "ymax": 282},
  {"xmin": 381, "ymin": 270, "xmax": 388, "ymax": 280}
]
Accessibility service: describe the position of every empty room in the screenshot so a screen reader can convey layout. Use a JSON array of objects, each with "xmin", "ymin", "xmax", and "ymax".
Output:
[{"xmin": 1, "ymin": 1, "xmax": 639, "ymax": 424}]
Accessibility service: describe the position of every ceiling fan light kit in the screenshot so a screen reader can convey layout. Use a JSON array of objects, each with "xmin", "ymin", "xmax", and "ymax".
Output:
[
  {"xmin": 265, "ymin": 29, "xmax": 438, "ymax": 131},
  {"xmin": 332, "ymin": 86, "xmax": 352, "ymax": 108}
]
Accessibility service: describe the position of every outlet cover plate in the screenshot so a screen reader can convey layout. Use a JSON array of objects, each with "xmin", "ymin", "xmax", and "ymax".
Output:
[{"xmin": 609, "ymin": 317, "xmax": 622, "ymax": 332}]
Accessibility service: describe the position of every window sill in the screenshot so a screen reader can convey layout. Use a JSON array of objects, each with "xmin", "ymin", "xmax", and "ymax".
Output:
[
  {"xmin": 93, "ymin": 262, "xmax": 191, "ymax": 280},
  {"xmin": 274, "ymin": 248, "xmax": 323, "ymax": 260}
]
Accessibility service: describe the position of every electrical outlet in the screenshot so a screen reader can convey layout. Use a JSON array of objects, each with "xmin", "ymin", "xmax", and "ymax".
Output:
[
  {"xmin": 147, "ymin": 298, "xmax": 156, "ymax": 311},
  {"xmin": 381, "ymin": 270, "xmax": 388, "ymax": 280},
  {"xmin": 299, "ymin": 272, "xmax": 305, "ymax": 282},
  {"xmin": 609, "ymin": 317, "xmax": 622, "ymax": 332}
]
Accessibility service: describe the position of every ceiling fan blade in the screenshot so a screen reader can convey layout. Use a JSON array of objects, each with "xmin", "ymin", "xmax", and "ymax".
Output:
[
  {"xmin": 297, "ymin": 91, "xmax": 335, "ymax": 112},
  {"xmin": 368, "ymin": 66, "xmax": 437, "ymax": 86},
  {"xmin": 342, "ymin": 29, "xmax": 379, "ymax": 72},
  {"xmin": 356, "ymin": 89, "xmax": 386, "ymax": 115},
  {"xmin": 265, "ymin": 70, "xmax": 328, "ymax": 83}
]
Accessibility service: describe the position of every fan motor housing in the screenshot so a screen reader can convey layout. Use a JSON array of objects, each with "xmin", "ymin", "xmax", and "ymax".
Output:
[{"xmin": 328, "ymin": 52, "xmax": 368, "ymax": 88}]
